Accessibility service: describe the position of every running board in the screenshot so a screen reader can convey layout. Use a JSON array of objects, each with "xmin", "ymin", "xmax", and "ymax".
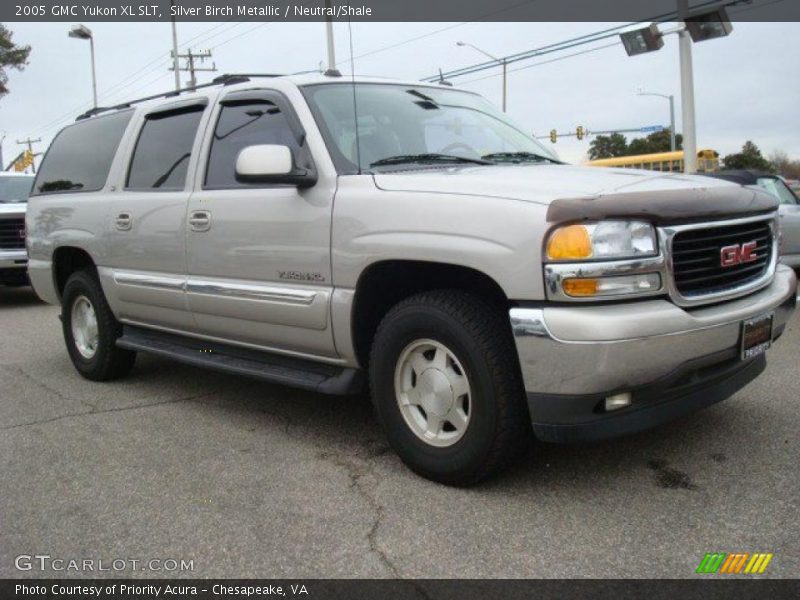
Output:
[{"xmin": 116, "ymin": 326, "xmax": 364, "ymax": 395}]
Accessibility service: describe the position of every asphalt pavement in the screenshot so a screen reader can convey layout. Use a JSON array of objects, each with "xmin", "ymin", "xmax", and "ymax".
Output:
[{"xmin": 1, "ymin": 286, "xmax": 798, "ymax": 579}]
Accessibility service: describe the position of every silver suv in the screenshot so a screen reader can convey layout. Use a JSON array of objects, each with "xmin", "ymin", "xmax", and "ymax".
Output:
[{"xmin": 26, "ymin": 74, "xmax": 797, "ymax": 484}]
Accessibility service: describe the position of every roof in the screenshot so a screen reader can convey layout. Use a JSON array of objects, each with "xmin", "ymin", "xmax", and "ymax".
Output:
[
  {"xmin": 0, "ymin": 171, "xmax": 35, "ymax": 178},
  {"xmin": 705, "ymin": 169, "xmax": 777, "ymax": 185},
  {"xmin": 75, "ymin": 72, "xmax": 468, "ymax": 121}
]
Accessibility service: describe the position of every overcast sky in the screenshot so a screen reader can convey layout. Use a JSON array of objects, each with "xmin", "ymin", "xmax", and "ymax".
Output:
[{"xmin": 2, "ymin": 19, "xmax": 799, "ymax": 166}]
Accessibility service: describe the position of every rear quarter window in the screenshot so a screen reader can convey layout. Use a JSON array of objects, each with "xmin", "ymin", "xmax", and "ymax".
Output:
[{"xmin": 32, "ymin": 110, "xmax": 133, "ymax": 195}]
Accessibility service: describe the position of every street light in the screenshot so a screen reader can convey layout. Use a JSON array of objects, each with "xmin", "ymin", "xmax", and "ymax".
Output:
[
  {"xmin": 618, "ymin": 3, "xmax": 733, "ymax": 173},
  {"xmin": 456, "ymin": 41, "xmax": 507, "ymax": 112},
  {"xmin": 637, "ymin": 90, "xmax": 676, "ymax": 152},
  {"xmin": 68, "ymin": 24, "xmax": 97, "ymax": 108}
]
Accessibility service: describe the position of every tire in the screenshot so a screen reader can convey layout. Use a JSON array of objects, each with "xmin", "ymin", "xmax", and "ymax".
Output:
[
  {"xmin": 61, "ymin": 269, "xmax": 136, "ymax": 381},
  {"xmin": 369, "ymin": 290, "xmax": 530, "ymax": 486}
]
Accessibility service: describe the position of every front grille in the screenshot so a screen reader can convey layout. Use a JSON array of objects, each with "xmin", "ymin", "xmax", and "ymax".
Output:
[
  {"xmin": 0, "ymin": 217, "xmax": 26, "ymax": 250},
  {"xmin": 671, "ymin": 219, "xmax": 773, "ymax": 297}
]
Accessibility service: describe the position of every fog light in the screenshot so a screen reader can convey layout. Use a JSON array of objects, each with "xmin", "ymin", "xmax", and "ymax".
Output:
[{"xmin": 605, "ymin": 392, "xmax": 632, "ymax": 412}]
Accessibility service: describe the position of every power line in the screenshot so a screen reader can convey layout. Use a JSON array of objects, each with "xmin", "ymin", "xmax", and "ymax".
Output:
[
  {"xmin": 459, "ymin": 40, "xmax": 622, "ymax": 85},
  {"xmin": 29, "ymin": 20, "xmax": 250, "ymax": 138},
  {"xmin": 425, "ymin": 0, "xmax": 755, "ymax": 82}
]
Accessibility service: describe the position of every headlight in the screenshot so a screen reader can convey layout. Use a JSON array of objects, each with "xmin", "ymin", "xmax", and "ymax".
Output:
[{"xmin": 546, "ymin": 221, "xmax": 657, "ymax": 261}]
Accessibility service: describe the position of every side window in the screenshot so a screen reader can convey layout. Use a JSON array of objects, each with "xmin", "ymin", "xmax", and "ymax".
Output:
[
  {"xmin": 205, "ymin": 99, "xmax": 301, "ymax": 188},
  {"xmin": 32, "ymin": 110, "xmax": 132, "ymax": 195},
  {"xmin": 126, "ymin": 105, "xmax": 204, "ymax": 190}
]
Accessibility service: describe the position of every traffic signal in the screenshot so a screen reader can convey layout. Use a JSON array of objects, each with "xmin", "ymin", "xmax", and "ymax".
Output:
[
  {"xmin": 576, "ymin": 125, "xmax": 585, "ymax": 140},
  {"xmin": 549, "ymin": 129, "xmax": 557, "ymax": 144}
]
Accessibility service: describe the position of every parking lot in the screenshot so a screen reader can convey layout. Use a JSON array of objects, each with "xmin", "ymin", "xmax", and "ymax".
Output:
[{"xmin": 1, "ymin": 285, "xmax": 798, "ymax": 579}]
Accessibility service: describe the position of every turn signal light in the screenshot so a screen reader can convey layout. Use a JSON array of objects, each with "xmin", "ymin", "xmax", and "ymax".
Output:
[
  {"xmin": 546, "ymin": 225, "xmax": 593, "ymax": 260},
  {"xmin": 562, "ymin": 278, "xmax": 598, "ymax": 296}
]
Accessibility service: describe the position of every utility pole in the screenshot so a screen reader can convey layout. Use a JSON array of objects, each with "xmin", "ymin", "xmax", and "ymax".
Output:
[
  {"xmin": 171, "ymin": 48, "xmax": 216, "ymax": 89},
  {"xmin": 170, "ymin": 0, "xmax": 180, "ymax": 91},
  {"xmin": 677, "ymin": 0, "xmax": 697, "ymax": 173},
  {"xmin": 16, "ymin": 137, "xmax": 41, "ymax": 174}
]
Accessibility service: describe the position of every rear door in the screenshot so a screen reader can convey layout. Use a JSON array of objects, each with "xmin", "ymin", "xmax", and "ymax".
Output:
[
  {"xmin": 103, "ymin": 99, "xmax": 210, "ymax": 331},
  {"xmin": 185, "ymin": 89, "xmax": 337, "ymax": 358}
]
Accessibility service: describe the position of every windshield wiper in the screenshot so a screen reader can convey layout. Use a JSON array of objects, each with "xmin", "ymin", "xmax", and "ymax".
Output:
[
  {"xmin": 369, "ymin": 153, "xmax": 491, "ymax": 168},
  {"xmin": 481, "ymin": 151, "xmax": 561, "ymax": 164}
]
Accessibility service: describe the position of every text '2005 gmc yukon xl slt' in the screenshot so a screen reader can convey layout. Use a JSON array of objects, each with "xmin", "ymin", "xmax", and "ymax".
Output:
[{"xmin": 26, "ymin": 74, "xmax": 797, "ymax": 485}]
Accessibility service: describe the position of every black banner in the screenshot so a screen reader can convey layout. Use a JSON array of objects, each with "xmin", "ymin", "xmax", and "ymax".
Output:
[{"xmin": 4, "ymin": 0, "xmax": 800, "ymax": 22}]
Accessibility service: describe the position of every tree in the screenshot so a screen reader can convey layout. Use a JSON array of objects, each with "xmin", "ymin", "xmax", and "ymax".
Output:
[
  {"xmin": 769, "ymin": 150, "xmax": 800, "ymax": 179},
  {"xmin": 588, "ymin": 133, "xmax": 628, "ymax": 160},
  {"xmin": 627, "ymin": 130, "xmax": 683, "ymax": 156},
  {"xmin": 722, "ymin": 141, "xmax": 774, "ymax": 172},
  {"xmin": 0, "ymin": 24, "xmax": 31, "ymax": 99}
]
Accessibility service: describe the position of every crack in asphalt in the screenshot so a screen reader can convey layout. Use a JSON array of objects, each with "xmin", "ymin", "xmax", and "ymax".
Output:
[
  {"xmin": 1, "ymin": 392, "xmax": 216, "ymax": 431},
  {"xmin": 262, "ymin": 405, "xmax": 413, "ymax": 584}
]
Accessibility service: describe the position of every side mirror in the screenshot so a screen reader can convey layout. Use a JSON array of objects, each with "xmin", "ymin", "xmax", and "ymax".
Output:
[{"xmin": 235, "ymin": 144, "xmax": 317, "ymax": 188}]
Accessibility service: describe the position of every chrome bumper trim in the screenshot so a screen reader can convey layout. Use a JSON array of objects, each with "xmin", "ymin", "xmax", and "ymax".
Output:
[
  {"xmin": 0, "ymin": 249, "xmax": 28, "ymax": 269},
  {"xmin": 511, "ymin": 266, "xmax": 797, "ymax": 395}
]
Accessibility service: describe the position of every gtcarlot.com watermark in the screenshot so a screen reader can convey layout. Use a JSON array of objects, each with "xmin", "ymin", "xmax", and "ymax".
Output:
[{"xmin": 15, "ymin": 554, "xmax": 194, "ymax": 572}]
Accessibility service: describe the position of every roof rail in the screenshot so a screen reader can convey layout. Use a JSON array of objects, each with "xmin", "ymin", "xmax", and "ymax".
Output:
[{"xmin": 74, "ymin": 73, "xmax": 285, "ymax": 121}]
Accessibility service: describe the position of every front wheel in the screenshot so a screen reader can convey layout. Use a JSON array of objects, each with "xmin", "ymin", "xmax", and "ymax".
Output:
[
  {"xmin": 369, "ymin": 290, "xmax": 530, "ymax": 486},
  {"xmin": 62, "ymin": 269, "xmax": 136, "ymax": 381}
]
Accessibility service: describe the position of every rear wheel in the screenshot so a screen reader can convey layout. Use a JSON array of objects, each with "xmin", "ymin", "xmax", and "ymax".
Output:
[
  {"xmin": 62, "ymin": 269, "xmax": 136, "ymax": 381},
  {"xmin": 369, "ymin": 290, "xmax": 530, "ymax": 486}
]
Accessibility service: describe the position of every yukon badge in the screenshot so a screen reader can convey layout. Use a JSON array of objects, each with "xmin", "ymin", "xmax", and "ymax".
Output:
[{"xmin": 720, "ymin": 241, "xmax": 758, "ymax": 267}]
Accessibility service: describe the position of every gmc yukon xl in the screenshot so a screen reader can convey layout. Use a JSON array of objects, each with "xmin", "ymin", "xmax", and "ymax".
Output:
[{"xmin": 26, "ymin": 74, "xmax": 797, "ymax": 484}]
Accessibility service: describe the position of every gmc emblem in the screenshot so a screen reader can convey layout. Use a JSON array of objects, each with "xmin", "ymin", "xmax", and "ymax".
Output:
[
  {"xmin": 720, "ymin": 241, "xmax": 758, "ymax": 267},
  {"xmin": 18, "ymin": 228, "xmax": 25, "ymax": 240}
]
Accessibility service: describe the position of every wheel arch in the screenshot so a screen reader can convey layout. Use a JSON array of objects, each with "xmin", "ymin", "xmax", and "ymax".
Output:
[
  {"xmin": 350, "ymin": 259, "xmax": 511, "ymax": 369},
  {"xmin": 52, "ymin": 246, "xmax": 97, "ymax": 302}
]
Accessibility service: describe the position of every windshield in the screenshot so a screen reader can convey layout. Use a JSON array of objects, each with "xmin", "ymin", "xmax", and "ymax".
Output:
[
  {"xmin": 0, "ymin": 175, "xmax": 34, "ymax": 203},
  {"xmin": 302, "ymin": 83, "xmax": 558, "ymax": 173},
  {"xmin": 751, "ymin": 177, "xmax": 798, "ymax": 205}
]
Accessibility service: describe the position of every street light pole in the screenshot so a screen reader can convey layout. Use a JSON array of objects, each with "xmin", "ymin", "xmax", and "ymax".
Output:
[
  {"xmin": 170, "ymin": 0, "xmax": 181, "ymax": 90},
  {"xmin": 68, "ymin": 25, "xmax": 98, "ymax": 108},
  {"xmin": 457, "ymin": 41, "xmax": 507, "ymax": 112},
  {"xmin": 677, "ymin": 0, "xmax": 697, "ymax": 173},
  {"xmin": 88, "ymin": 35, "xmax": 97, "ymax": 108},
  {"xmin": 637, "ymin": 91, "xmax": 676, "ymax": 151}
]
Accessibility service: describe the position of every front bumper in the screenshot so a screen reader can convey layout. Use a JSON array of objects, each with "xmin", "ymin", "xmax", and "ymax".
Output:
[
  {"xmin": 510, "ymin": 265, "xmax": 797, "ymax": 443},
  {"xmin": 0, "ymin": 249, "xmax": 27, "ymax": 270},
  {"xmin": 0, "ymin": 249, "xmax": 28, "ymax": 285}
]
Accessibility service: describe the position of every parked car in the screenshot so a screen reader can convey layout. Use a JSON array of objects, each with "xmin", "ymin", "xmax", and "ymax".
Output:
[
  {"xmin": 705, "ymin": 170, "xmax": 800, "ymax": 270},
  {"xmin": 26, "ymin": 74, "xmax": 797, "ymax": 484},
  {"xmin": 0, "ymin": 172, "xmax": 34, "ymax": 287}
]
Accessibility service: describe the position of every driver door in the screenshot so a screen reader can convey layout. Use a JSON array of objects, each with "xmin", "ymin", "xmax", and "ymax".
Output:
[{"xmin": 185, "ymin": 89, "xmax": 337, "ymax": 358}]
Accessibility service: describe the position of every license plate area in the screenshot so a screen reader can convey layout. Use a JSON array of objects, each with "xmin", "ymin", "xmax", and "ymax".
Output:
[{"xmin": 741, "ymin": 313, "xmax": 774, "ymax": 360}]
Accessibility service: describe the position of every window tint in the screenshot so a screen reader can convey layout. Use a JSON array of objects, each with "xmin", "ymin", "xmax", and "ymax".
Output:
[
  {"xmin": 32, "ymin": 110, "xmax": 132, "ymax": 195},
  {"xmin": 127, "ymin": 106, "xmax": 204, "ymax": 190},
  {"xmin": 205, "ymin": 100, "xmax": 300, "ymax": 188}
]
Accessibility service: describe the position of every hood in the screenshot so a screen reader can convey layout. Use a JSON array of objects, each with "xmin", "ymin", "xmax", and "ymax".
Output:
[{"xmin": 372, "ymin": 164, "xmax": 737, "ymax": 205}]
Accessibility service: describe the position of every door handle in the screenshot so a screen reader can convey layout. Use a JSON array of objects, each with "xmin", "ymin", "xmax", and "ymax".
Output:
[
  {"xmin": 115, "ymin": 212, "xmax": 132, "ymax": 231},
  {"xmin": 189, "ymin": 210, "xmax": 212, "ymax": 232}
]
